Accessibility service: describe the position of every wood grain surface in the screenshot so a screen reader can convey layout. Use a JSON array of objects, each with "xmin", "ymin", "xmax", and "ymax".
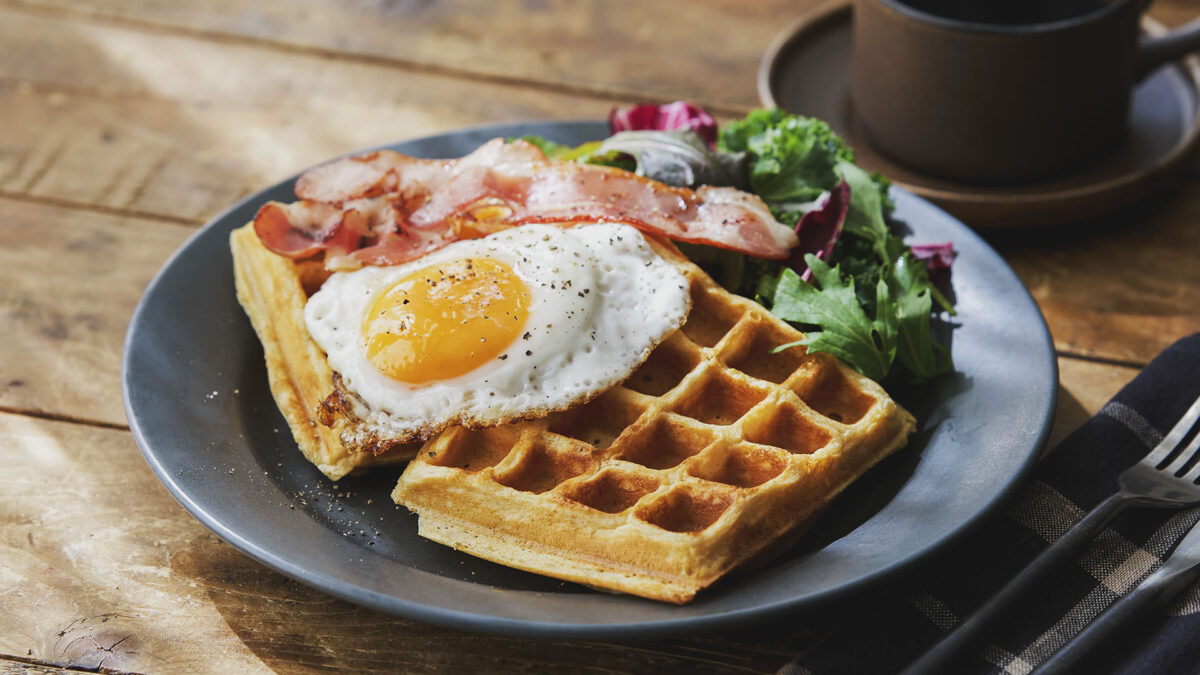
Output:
[
  {"xmin": 2, "ymin": 0, "xmax": 1198, "ymax": 671},
  {"xmin": 5, "ymin": 0, "xmax": 792, "ymax": 111},
  {"xmin": 2, "ymin": 4, "xmax": 1195, "ymax": 367},
  {"xmin": 0, "ymin": 6, "xmax": 624, "ymax": 223},
  {"xmin": 993, "ymin": 189, "xmax": 1200, "ymax": 366},
  {"xmin": 12, "ymin": 0, "xmax": 1198, "ymax": 110},
  {"xmin": 0, "ymin": 412, "xmax": 808, "ymax": 673},
  {"xmin": 0, "ymin": 199, "xmax": 192, "ymax": 426}
]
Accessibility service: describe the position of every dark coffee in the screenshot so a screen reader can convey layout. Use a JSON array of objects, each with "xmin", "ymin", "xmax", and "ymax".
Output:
[{"xmin": 894, "ymin": 0, "xmax": 1110, "ymax": 26}]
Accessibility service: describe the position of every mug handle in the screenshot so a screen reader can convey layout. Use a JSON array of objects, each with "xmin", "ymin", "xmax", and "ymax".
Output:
[{"xmin": 1138, "ymin": 15, "xmax": 1200, "ymax": 78}]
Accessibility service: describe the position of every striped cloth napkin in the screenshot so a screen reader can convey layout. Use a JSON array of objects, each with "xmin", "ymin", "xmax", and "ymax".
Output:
[{"xmin": 781, "ymin": 333, "xmax": 1200, "ymax": 674}]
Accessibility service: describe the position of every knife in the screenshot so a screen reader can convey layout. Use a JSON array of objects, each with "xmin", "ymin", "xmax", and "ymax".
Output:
[{"xmin": 1033, "ymin": 513, "xmax": 1200, "ymax": 674}]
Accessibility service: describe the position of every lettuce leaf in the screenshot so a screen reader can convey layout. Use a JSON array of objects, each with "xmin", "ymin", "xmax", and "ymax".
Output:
[
  {"xmin": 769, "ymin": 256, "xmax": 896, "ymax": 383},
  {"xmin": 735, "ymin": 123, "xmax": 952, "ymax": 382},
  {"xmin": 521, "ymin": 106, "xmax": 954, "ymax": 383},
  {"xmin": 890, "ymin": 252, "xmax": 953, "ymax": 381},
  {"xmin": 515, "ymin": 135, "xmax": 634, "ymax": 171},
  {"xmin": 718, "ymin": 110, "xmax": 845, "ymax": 203}
]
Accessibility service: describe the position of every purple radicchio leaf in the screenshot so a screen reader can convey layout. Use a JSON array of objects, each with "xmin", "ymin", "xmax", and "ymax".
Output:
[
  {"xmin": 608, "ymin": 101, "xmax": 718, "ymax": 146},
  {"xmin": 910, "ymin": 242, "xmax": 955, "ymax": 271},
  {"xmin": 787, "ymin": 180, "xmax": 850, "ymax": 282},
  {"xmin": 911, "ymin": 241, "xmax": 955, "ymax": 291}
]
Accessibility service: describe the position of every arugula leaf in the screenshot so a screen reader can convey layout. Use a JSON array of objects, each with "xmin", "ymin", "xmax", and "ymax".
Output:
[
  {"xmin": 754, "ymin": 262, "xmax": 782, "ymax": 305},
  {"xmin": 830, "ymin": 232, "xmax": 883, "ymax": 314},
  {"xmin": 519, "ymin": 111, "xmax": 953, "ymax": 384},
  {"xmin": 890, "ymin": 253, "xmax": 953, "ymax": 381},
  {"xmin": 836, "ymin": 159, "xmax": 954, "ymax": 310},
  {"xmin": 835, "ymin": 161, "xmax": 892, "ymax": 254},
  {"xmin": 673, "ymin": 241, "xmax": 747, "ymax": 292},
  {"xmin": 673, "ymin": 242, "xmax": 785, "ymax": 303},
  {"xmin": 824, "ymin": 162, "xmax": 954, "ymax": 381},
  {"xmin": 769, "ymin": 256, "xmax": 896, "ymax": 383},
  {"xmin": 761, "ymin": 159, "xmax": 952, "ymax": 382}
]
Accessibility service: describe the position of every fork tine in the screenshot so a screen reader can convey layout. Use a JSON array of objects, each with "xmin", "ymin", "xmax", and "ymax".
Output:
[
  {"xmin": 1143, "ymin": 394, "xmax": 1200, "ymax": 467},
  {"xmin": 1162, "ymin": 411, "xmax": 1200, "ymax": 475},
  {"xmin": 1179, "ymin": 431, "xmax": 1200, "ymax": 482}
]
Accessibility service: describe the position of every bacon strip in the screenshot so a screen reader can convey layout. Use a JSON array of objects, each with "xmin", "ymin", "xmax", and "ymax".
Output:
[
  {"xmin": 252, "ymin": 201, "xmax": 362, "ymax": 259},
  {"xmin": 254, "ymin": 139, "xmax": 797, "ymax": 268}
]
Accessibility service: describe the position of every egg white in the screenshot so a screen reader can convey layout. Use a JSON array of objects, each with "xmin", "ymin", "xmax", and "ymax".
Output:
[{"xmin": 304, "ymin": 222, "xmax": 691, "ymax": 440}]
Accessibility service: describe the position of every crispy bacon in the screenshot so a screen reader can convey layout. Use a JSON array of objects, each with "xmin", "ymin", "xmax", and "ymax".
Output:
[
  {"xmin": 294, "ymin": 157, "xmax": 392, "ymax": 203},
  {"xmin": 252, "ymin": 201, "xmax": 362, "ymax": 259},
  {"xmin": 349, "ymin": 222, "xmax": 458, "ymax": 267},
  {"xmin": 254, "ymin": 139, "xmax": 798, "ymax": 268}
]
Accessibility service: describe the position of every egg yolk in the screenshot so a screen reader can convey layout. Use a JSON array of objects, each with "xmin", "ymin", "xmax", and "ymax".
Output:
[{"xmin": 362, "ymin": 258, "xmax": 530, "ymax": 383}]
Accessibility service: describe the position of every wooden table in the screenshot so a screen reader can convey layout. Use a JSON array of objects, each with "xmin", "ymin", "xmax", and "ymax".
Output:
[{"xmin": 3, "ymin": 1, "xmax": 1199, "ymax": 671}]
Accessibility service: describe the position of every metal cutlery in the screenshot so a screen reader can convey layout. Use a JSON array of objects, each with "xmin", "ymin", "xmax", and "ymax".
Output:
[
  {"xmin": 902, "ymin": 393, "xmax": 1200, "ymax": 674},
  {"xmin": 1032, "ymin": 512, "xmax": 1200, "ymax": 674}
]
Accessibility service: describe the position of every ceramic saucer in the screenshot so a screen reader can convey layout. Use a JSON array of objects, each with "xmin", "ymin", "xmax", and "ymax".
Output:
[{"xmin": 758, "ymin": 0, "xmax": 1200, "ymax": 228}]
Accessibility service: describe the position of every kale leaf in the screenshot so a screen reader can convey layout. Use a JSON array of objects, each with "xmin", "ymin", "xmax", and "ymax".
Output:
[{"xmin": 718, "ymin": 109, "xmax": 894, "ymax": 214}]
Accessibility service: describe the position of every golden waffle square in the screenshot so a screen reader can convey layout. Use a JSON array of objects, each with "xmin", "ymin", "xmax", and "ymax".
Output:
[
  {"xmin": 392, "ymin": 249, "xmax": 916, "ymax": 604},
  {"xmin": 231, "ymin": 224, "xmax": 419, "ymax": 480}
]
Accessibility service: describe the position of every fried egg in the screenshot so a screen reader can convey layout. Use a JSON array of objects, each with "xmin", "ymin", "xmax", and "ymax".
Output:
[{"xmin": 304, "ymin": 223, "xmax": 691, "ymax": 441}]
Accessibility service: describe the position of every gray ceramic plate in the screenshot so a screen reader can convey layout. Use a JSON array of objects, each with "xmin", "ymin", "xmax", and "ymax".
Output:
[{"xmin": 122, "ymin": 120, "xmax": 1057, "ymax": 640}]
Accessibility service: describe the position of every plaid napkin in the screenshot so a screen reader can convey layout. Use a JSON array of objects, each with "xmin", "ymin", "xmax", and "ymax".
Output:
[{"xmin": 781, "ymin": 333, "xmax": 1200, "ymax": 674}]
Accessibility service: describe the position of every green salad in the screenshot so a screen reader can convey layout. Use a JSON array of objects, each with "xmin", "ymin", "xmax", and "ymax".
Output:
[{"xmin": 519, "ymin": 104, "xmax": 955, "ymax": 384}]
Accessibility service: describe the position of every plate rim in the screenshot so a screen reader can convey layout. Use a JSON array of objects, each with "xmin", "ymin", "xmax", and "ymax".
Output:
[{"xmin": 122, "ymin": 119, "xmax": 1058, "ymax": 639}]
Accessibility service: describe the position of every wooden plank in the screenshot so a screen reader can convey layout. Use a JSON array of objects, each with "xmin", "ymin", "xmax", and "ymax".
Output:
[
  {"xmin": 0, "ymin": 413, "xmax": 269, "ymax": 673},
  {"xmin": 995, "ymin": 193, "xmax": 1200, "ymax": 366},
  {"xmin": 0, "ymin": 655, "xmax": 99, "ymax": 674},
  {"xmin": 8, "ymin": 0, "xmax": 1194, "ymax": 112},
  {"xmin": 5, "ymin": 0, "xmax": 794, "ymax": 111},
  {"xmin": 1047, "ymin": 357, "xmax": 1138, "ymax": 450},
  {"xmin": 0, "ymin": 7, "xmax": 626, "ymax": 223},
  {"xmin": 0, "ymin": 411, "xmax": 807, "ymax": 673},
  {"xmin": 0, "ymin": 199, "xmax": 193, "ymax": 427}
]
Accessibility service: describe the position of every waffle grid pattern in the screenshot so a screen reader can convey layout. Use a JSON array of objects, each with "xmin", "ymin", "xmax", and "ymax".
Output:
[{"xmin": 394, "ymin": 251, "xmax": 915, "ymax": 603}]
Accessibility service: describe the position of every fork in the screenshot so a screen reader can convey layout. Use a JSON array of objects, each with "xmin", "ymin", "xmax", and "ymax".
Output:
[
  {"xmin": 901, "ymin": 394, "xmax": 1200, "ymax": 675},
  {"xmin": 1031, "ymin": 511, "xmax": 1200, "ymax": 674}
]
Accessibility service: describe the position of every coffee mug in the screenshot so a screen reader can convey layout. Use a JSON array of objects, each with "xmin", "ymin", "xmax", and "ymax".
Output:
[{"xmin": 851, "ymin": 0, "xmax": 1200, "ymax": 184}]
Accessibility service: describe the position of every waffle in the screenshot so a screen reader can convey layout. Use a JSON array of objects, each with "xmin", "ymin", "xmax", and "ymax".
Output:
[
  {"xmin": 392, "ymin": 246, "xmax": 916, "ymax": 604},
  {"xmin": 230, "ymin": 224, "xmax": 419, "ymax": 480}
]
